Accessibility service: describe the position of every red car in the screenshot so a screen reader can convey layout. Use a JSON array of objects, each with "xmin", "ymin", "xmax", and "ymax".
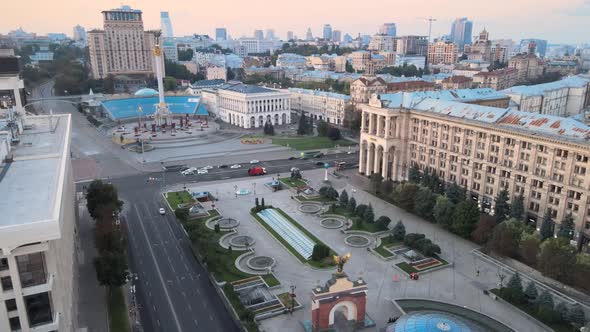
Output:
[{"xmin": 248, "ymin": 166, "xmax": 267, "ymax": 176}]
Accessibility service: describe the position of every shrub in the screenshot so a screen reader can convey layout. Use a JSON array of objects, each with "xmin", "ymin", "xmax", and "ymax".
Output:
[
  {"xmin": 311, "ymin": 244, "xmax": 330, "ymax": 261},
  {"xmin": 175, "ymin": 208, "xmax": 190, "ymax": 222},
  {"xmin": 567, "ymin": 303, "xmax": 586, "ymax": 327},
  {"xmin": 355, "ymin": 204, "xmax": 368, "ymax": 217},
  {"xmin": 214, "ymin": 223, "xmax": 221, "ymax": 233},
  {"xmin": 375, "ymin": 216, "xmax": 392, "ymax": 231},
  {"xmin": 404, "ymin": 233, "xmax": 426, "ymax": 248}
]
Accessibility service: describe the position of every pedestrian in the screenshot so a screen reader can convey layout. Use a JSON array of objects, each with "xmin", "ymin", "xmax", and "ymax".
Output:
[{"xmin": 476, "ymin": 270, "xmax": 480, "ymax": 277}]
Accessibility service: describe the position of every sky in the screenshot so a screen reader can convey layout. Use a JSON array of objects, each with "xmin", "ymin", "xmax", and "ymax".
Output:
[{"xmin": 2, "ymin": 0, "xmax": 590, "ymax": 44}]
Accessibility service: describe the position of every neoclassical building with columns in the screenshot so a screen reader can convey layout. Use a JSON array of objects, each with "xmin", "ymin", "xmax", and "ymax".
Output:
[
  {"xmin": 201, "ymin": 82, "xmax": 291, "ymax": 128},
  {"xmin": 360, "ymin": 91, "xmax": 590, "ymax": 248}
]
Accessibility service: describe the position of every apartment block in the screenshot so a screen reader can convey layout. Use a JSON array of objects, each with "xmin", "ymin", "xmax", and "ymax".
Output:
[
  {"xmin": 289, "ymin": 88, "xmax": 351, "ymax": 125},
  {"xmin": 473, "ymin": 67, "xmax": 518, "ymax": 90}
]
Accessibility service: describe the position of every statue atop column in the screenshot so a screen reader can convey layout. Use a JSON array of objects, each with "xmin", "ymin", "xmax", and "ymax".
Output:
[
  {"xmin": 333, "ymin": 253, "xmax": 351, "ymax": 275},
  {"xmin": 152, "ymin": 31, "xmax": 171, "ymax": 127}
]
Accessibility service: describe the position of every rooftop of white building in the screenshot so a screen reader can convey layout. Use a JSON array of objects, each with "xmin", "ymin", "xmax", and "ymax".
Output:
[
  {"xmin": 502, "ymin": 75, "xmax": 590, "ymax": 96},
  {"xmin": 0, "ymin": 114, "xmax": 71, "ymax": 250},
  {"xmin": 217, "ymin": 82, "xmax": 282, "ymax": 94},
  {"xmin": 379, "ymin": 88, "xmax": 507, "ymax": 107},
  {"xmin": 288, "ymin": 88, "xmax": 350, "ymax": 100}
]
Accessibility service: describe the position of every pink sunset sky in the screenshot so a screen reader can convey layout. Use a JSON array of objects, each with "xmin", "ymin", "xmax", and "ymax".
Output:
[{"xmin": 3, "ymin": 0, "xmax": 590, "ymax": 43}]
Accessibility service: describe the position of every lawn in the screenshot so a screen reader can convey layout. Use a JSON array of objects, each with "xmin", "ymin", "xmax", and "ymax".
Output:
[
  {"xmin": 395, "ymin": 255, "xmax": 449, "ymax": 274},
  {"xmin": 223, "ymin": 284, "xmax": 259, "ymax": 332},
  {"xmin": 165, "ymin": 191, "xmax": 194, "ymax": 210},
  {"xmin": 295, "ymin": 195, "xmax": 335, "ymax": 203},
  {"xmin": 188, "ymin": 209, "xmax": 219, "ymax": 221},
  {"xmin": 489, "ymin": 289, "xmax": 572, "ymax": 332},
  {"xmin": 262, "ymin": 274, "xmax": 281, "ymax": 287},
  {"xmin": 277, "ymin": 292, "xmax": 301, "ymax": 309},
  {"xmin": 271, "ymin": 136, "xmax": 356, "ymax": 151},
  {"xmin": 107, "ymin": 287, "xmax": 130, "ymax": 332},
  {"xmin": 279, "ymin": 178, "xmax": 308, "ymax": 188},
  {"xmin": 374, "ymin": 237, "xmax": 401, "ymax": 258},
  {"xmin": 250, "ymin": 207, "xmax": 336, "ymax": 268},
  {"xmin": 330, "ymin": 206, "xmax": 385, "ymax": 233}
]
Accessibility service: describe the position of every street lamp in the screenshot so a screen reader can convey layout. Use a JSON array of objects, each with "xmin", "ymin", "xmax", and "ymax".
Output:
[{"xmin": 137, "ymin": 106, "xmax": 145, "ymax": 162}]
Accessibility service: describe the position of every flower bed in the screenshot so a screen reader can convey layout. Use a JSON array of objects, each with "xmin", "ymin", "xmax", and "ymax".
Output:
[{"xmin": 413, "ymin": 259, "xmax": 442, "ymax": 270}]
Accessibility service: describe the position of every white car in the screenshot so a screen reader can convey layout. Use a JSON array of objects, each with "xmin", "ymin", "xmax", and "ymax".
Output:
[
  {"xmin": 197, "ymin": 169, "xmax": 209, "ymax": 174},
  {"xmin": 250, "ymin": 160, "xmax": 260, "ymax": 164},
  {"xmin": 290, "ymin": 167, "xmax": 300, "ymax": 172},
  {"xmin": 230, "ymin": 164, "xmax": 242, "ymax": 169},
  {"xmin": 202, "ymin": 165, "xmax": 214, "ymax": 170},
  {"xmin": 181, "ymin": 170, "xmax": 194, "ymax": 176},
  {"xmin": 159, "ymin": 208, "xmax": 166, "ymax": 215}
]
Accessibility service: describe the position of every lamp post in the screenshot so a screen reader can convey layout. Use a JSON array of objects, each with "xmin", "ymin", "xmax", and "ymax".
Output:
[
  {"xmin": 290, "ymin": 285, "xmax": 296, "ymax": 313},
  {"xmin": 137, "ymin": 106, "xmax": 145, "ymax": 162}
]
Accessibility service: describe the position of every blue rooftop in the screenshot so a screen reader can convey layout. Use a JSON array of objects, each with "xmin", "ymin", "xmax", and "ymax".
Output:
[
  {"xmin": 379, "ymin": 88, "xmax": 507, "ymax": 108},
  {"xmin": 102, "ymin": 96, "xmax": 207, "ymax": 119},
  {"xmin": 288, "ymin": 88, "xmax": 350, "ymax": 100},
  {"xmin": 218, "ymin": 82, "xmax": 280, "ymax": 94},
  {"xmin": 385, "ymin": 311, "xmax": 479, "ymax": 332},
  {"xmin": 134, "ymin": 88, "xmax": 158, "ymax": 96},
  {"xmin": 502, "ymin": 76, "xmax": 590, "ymax": 96}
]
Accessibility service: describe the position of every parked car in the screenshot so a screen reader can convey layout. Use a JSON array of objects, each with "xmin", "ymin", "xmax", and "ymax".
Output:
[
  {"xmin": 159, "ymin": 208, "xmax": 166, "ymax": 215},
  {"xmin": 313, "ymin": 153, "xmax": 324, "ymax": 158},
  {"xmin": 250, "ymin": 160, "xmax": 260, "ymax": 164},
  {"xmin": 197, "ymin": 169, "xmax": 209, "ymax": 174},
  {"xmin": 181, "ymin": 170, "xmax": 194, "ymax": 176},
  {"xmin": 202, "ymin": 165, "xmax": 214, "ymax": 170},
  {"xmin": 288, "ymin": 156, "xmax": 296, "ymax": 160},
  {"xmin": 248, "ymin": 166, "xmax": 267, "ymax": 176},
  {"xmin": 230, "ymin": 164, "xmax": 242, "ymax": 169},
  {"xmin": 315, "ymin": 161, "xmax": 325, "ymax": 166},
  {"xmin": 218, "ymin": 164, "xmax": 228, "ymax": 169}
]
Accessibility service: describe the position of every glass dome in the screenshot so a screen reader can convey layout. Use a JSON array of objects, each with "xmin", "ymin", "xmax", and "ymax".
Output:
[
  {"xmin": 385, "ymin": 311, "xmax": 483, "ymax": 332},
  {"xmin": 134, "ymin": 88, "xmax": 158, "ymax": 96}
]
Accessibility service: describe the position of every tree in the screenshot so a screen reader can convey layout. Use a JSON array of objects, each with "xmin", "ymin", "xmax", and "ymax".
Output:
[
  {"xmin": 433, "ymin": 196, "xmax": 455, "ymax": 230},
  {"xmin": 339, "ymin": 190, "xmax": 349, "ymax": 206},
  {"xmin": 452, "ymin": 200, "xmax": 480, "ymax": 238},
  {"xmin": 538, "ymin": 238, "xmax": 577, "ymax": 282},
  {"xmin": 539, "ymin": 213, "xmax": 554, "ymax": 241},
  {"xmin": 363, "ymin": 204, "xmax": 375, "ymax": 224},
  {"xmin": 177, "ymin": 48, "xmax": 194, "ymax": 61},
  {"xmin": 227, "ymin": 68, "xmax": 235, "ymax": 80},
  {"xmin": 503, "ymin": 272, "xmax": 525, "ymax": 303},
  {"xmin": 557, "ymin": 213, "xmax": 575, "ymax": 240},
  {"xmin": 392, "ymin": 220, "xmax": 406, "ymax": 240},
  {"xmin": 394, "ymin": 183, "xmax": 419, "ymax": 211},
  {"xmin": 297, "ymin": 112, "xmax": 310, "ymax": 135},
  {"xmin": 404, "ymin": 233, "xmax": 426, "ymax": 248},
  {"xmin": 510, "ymin": 194, "xmax": 525, "ymax": 221},
  {"xmin": 214, "ymin": 223, "xmax": 221, "ymax": 233},
  {"xmin": 355, "ymin": 204, "xmax": 368, "ymax": 217},
  {"xmin": 345, "ymin": 61, "xmax": 354, "ymax": 73},
  {"xmin": 535, "ymin": 290, "xmax": 556, "ymax": 323},
  {"xmin": 327, "ymin": 127, "xmax": 341, "ymax": 141},
  {"xmin": 494, "ymin": 188, "xmax": 510, "ymax": 223},
  {"xmin": 408, "ymin": 164, "xmax": 421, "ymax": 183},
  {"xmin": 554, "ymin": 302, "xmax": 568, "ymax": 323},
  {"xmin": 86, "ymin": 180, "xmax": 123, "ymax": 220},
  {"xmin": 524, "ymin": 281, "xmax": 538, "ymax": 301},
  {"xmin": 487, "ymin": 219, "xmax": 523, "ymax": 258},
  {"xmin": 261, "ymin": 197, "xmax": 265, "ymax": 207},
  {"xmin": 446, "ymin": 182, "xmax": 466, "ymax": 204},
  {"xmin": 567, "ymin": 303, "xmax": 586, "ymax": 327},
  {"xmin": 164, "ymin": 76, "xmax": 177, "ymax": 91},
  {"xmin": 347, "ymin": 197, "xmax": 357, "ymax": 214},
  {"xmin": 471, "ymin": 214, "xmax": 496, "ymax": 244},
  {"xmin": 94, "ymin": 251, "xmax": 128, "ymax": 287},
  {"xmin": 311, "ymin": 244, "xmax": 330, "ymax": 261},
  {"xmin": 369, "ymin": 173, "xmax": 383, "ymax": 194},
  {"xmin": 375, "ymin": 216, "xmax": 392, "ymax": 231},
  {"xmin": 380, "ymin": 180, "xmax": 394, "ymax": 196},
  {"xmin": 175, "ymin": 208, "xmax": 190, "ymax": 222},
  {"xmin": 414, "ymin": 187, "xmax": 436, "ymax": 220},
  {"xmin": 519, "ymin": 234, "xmax": 540, "ymax": 267},
  {"xmin": 255, "ymin": 197, "xmax": 259, "ymax": 209},
  {"xmin": 316, "ymin": 120, "xmax": 329, "ymax": 136}
]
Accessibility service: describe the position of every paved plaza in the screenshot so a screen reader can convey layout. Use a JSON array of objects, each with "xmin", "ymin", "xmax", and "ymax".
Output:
[{"xmin": 167, "ymin": 168, "xmax": 550, "ymax": 332}]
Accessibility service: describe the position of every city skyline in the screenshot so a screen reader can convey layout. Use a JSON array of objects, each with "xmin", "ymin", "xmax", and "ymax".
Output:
[{"xmin": 2, "ymin": 0, "xmax": 590, "ymax": 44}]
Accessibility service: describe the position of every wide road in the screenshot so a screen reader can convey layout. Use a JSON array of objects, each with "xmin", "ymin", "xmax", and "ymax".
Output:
[{"xmin": 90, "ymin": 153, "xmax": 359, "ymax": 332}]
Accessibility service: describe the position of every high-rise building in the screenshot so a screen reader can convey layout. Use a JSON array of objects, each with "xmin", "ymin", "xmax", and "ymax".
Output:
[
  {"xmin": 287, "ymin": 31, "xmax": 294, "ymax": 41},
  {"xmin": 265, "ymin": 29, "xmax": 275, "ymax": 41},
  {"xmin": 323, "ymin": 24, "xmax": 333, "ymax": 41},
  {"xmin": 332, "ymin": 30, "xmax": 342, "ymax": 43},
  {"xmin": 395, "ymin": 35, "xmax": 428, "ymax": 56},
  {"xmin": 379, "ymin": 23, "xmax": 397, "ymax": 37},
  {"xmin": 72, "ymin": 25, "xmax": 86, "ymax": 45},
  {"xmin": 215, "ymin": 28, "xmax": 227, "ymax": 41},
  {"xmin": 428, "ymin": 41, "xmax": 458, "ymax": 65},
  {"xmin": 449, "ymin": 17, "xmax": 473, "ymax": 51},
  {"xmin": 306, "ymin": 28, "xmax": 314, "ymax": 41},
  {"xmin": 253, "ymin": 30, "xmax": 264, "ymax": 40},
  {"xmin": 160, "ymin": 11, "xmax": 174, "ymax": 38},
  {"xmin": 87, "ymin": 5, "xmax": 159, "ymax": 79},
  {"xmin": 519, "ymin": 39, "xmax": 548, "ymax": 57}
]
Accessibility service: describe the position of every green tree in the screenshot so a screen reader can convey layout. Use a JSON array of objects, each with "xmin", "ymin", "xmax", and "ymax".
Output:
[
  {"xmin": 311, "ymin": 243, "xmax": 330, "ymax": 261},
  {"xmin": 261, "ymin": 197, "xmax": 265, "ymax": 207},
  {"xmin": 503, "ymin": 272, "xmax": 525, "ymax": 303},
  {"xmin": 370, "ymin": 173, "xmax": 383, "ymax": 194},
  {"xmin": 363, "ymin": 204, "xmax": 375, "ymax": 224},
  {"xmin": 414, "ymin": 187, "xmax": 436, "ymax": 220},
  {"xmin": 554, "ymin": 302, "xmax": 568, "ymax": 323},
  {"xmin": 536, "ymin": 290, "xmax": 554, "ymax": 309},
  {"xmin": 445, "ymin": 182, "xmax": 465, "ymax": 204},
  {"xmin": 433, "ymin": 196, "xmax": 455, "ymax": 230},
  {"xmin": 375, "ymin": 216, "xmax": 392, "ymax": 231},
  {"xmin": 487, "ymin": 219, "xmax": 523, "ymax": 258},
  {"xmin": 355, "ymin": 204, "xmax": 368, "ymax": 217},
  {"xmin": 557, "ymin": 213, "xmax": 575, "ymax": 240},
  {"xmin": 347, "ymin": 197, "xmax": 357, "ymax": 214},
  {"xmin": 510, "ymin": 194, "xmax": 525, "ymax": 221},
  {"xmin": 345, "ymin": 61, "xmax": 354, "ymax": 73},
  {"xmin": 392, "ymin": 220, "xmax": 406, "ymax": 240},
  {"xmin": 86, "ymin": 180, "xmax": 123, "ymax": 220},
  {"xmin": 524, "ymin": 281, "xmax": 538, "ymax": 301},
  {"xmin": 297, "ymin": 112, "xmax": 309, "ymax": 135},
  {"xmin": 316, "ymin": 120, "xmax": 329, "ymax": 136},
  {"xmin": 94, "ymin": 251, "xmax": 128, "ymax": 287},
  {"xmin": 394, "ymin": 183, "xmax": 419, "ymax": 211},
  {"xmin": 471, "ymin": 214, "xmax": 496, "ymax": 244},
  {"xmin": 175, "ymin": 208, "xmax": 190, "ymax": 222},
  {"xmin": 519, "ymin": 234, "xmax": 540, "ymax": 267},
  {"xmin": 255, "ymin": 197, "xmax": 260, "ymax": 209},
  {"xmin": 452, "ymin": 200, "xmax": 480, "ymax": 238},
  {"xmin": 494, "ymin": 188, "xmax": 510, "ymax": 223},
  {"xmin": 327, "ymin": 127, "xmax": 341, "ymax": 140},
  {"xmin": 567, "ymin": 303, "xmax": 586, "ymax": 327},
  {"xmin": 539, "ymin": 213, "xmax": 554, "ymax": 241},
  {"xmin": 164, "ymin": 76, "xmax": 177, "ymax": 91},
  {"xmin": 339, "ymin": 190, "xmax": 349, "ymax": 206},
  {"xmin": 537, "ymin": 238, "xmax": 577, "ymax": 282},
  {"xmin": 177, "ymin": 48, "xmax": 194, "ymax": 61},
  {"xmin": 408, "ymin": 164, "xmax": 421, "ymax": 183},
  {"xmin": 380, "ymin": 180, "xmax": 394, "ymax": 197}
]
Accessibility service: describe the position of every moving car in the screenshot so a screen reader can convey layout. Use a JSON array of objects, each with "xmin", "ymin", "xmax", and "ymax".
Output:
[
  {"xmin": 250, "ymin": 160, "xmax": 260, "ymax": 164},
  {"xmin": 218, "ymin": 164, "xmax": 228, "ymax": 169},
  {"xmin": 202, "ymin": 165, "xmax": 214, "ymax": 170},
  {"xmin": 313, "ymin": 152, "xmax": 324, "ymax": 158},
  {"xmin": 315, "ymin": 161, "xmax": 326, "ymax": 166},
  {"xmin": 248, "ymin": 166, "xmax": 267, "ymax": 176},
  {"xmin": 181, "ymin": 170, "xmax": 194, "ymax": 176},
  {"xmin": 288, "ymin": 156, "xmax": 296, "ymax": 160},
  {"xmin": 197, "ymin": 169, "xmax": 209, "ymax": 174},
  {"xmin": 230, "ymin": 164, "xmax": 242, "ymax": 169},
  {"xmin": 159, "ymin": 208, "xmax": 166, "ymax": 215},
  {"xmin": 290, "ymin": 167, "xmax": 299, "ymax": 172}
]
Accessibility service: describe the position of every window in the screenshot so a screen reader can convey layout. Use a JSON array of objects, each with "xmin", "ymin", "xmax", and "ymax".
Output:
[
  {"xmin": 1, "ymin": 276, "xmax": 13, "ymax": 291},
  {"xmin": 16, "ymin": 252, "xmax": 47, "ymax": 288},
  {"xmin": 9, "ymin": 317, "xmax": 20, "ymax": 331},
  {"xmin": 574, "ymin": 166, "xmax": 586, "ymax": 175},
  {"xmin": 576, "ymin": 154, "xmax": 589, "ymax": 163},
  {"xmin": 5, "ymin": 299, "xmax": 17, "ymax": 312},
  {"xmin": 25, "ymin": 292, "xmax": 53, "ymax": 327},
  {"xmin": 0, "ymin": 258, "xmax": 7, "ymax": 271}
]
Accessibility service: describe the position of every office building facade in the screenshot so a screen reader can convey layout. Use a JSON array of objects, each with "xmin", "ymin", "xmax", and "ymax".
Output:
[
  {"xmin": 323, "ymin": 24, "xmax": 333, "ymax": 41},
  {"xmin": 160, "ymin": 11, "xmax": 174, "ymax": 38},
  {"xmin": 379, "ymin": 23, "xmax": 397, "ymax": 37},
  {"xmin": 215, "ymin": 28, "xmax": 227, "ymax": 41},
  {"xmin": 428, "ymin": 41, "xmax": 458, "ymax": 65},
  {"xmin": 449, "ymin": 17, "xmax": 473, "ymax": 51},
  {"xmin": 289, "ymin": 88, "xmax": 351, "ymax": 125}
]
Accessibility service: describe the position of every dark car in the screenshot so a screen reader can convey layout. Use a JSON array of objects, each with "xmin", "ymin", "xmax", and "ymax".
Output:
[
  {"xmin": 315, "ymin": 161, "xmax": 325, "ymax": 166},
  {"xmin": 313, "ymin": 153, "xmax": 324, "ymax": 158},
  {"xmin": 218, "ymin": 164, "xmax": 228, "ymax": 169},
  {"xmin": 288, "ymin": 156, "xmax": 296, "ymax": 160},
  {"xmin": 301, "ymin": 157, "xmax": 309, "ymax": 160}
]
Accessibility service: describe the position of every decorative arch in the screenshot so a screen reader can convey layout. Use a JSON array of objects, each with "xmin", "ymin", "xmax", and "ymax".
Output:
[{"xmin": 328, "ymin": 301, "xmax": 358, "ymax": 326}]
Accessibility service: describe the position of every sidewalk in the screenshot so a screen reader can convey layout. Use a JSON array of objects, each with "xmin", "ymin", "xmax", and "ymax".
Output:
[{"xmin": 76, "ymin": 195, "xmax": 109, "ymax": 332}]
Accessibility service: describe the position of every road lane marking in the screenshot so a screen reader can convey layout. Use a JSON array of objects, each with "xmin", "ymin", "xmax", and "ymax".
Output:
[
  {"xmin": 133, "ymin": 204, "xmax": 184, "ymax": 332},
  {"xmin": 194, "ymin": 319, "xmax": 198, "ymax": 327}
]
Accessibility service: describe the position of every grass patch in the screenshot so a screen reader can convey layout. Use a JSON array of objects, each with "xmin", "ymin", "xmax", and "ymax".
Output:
[
  {"xmin": 295, "ymin": 195, "xmax": 335, "ymax": 202},
  {"xmin": 279, "ymin": 178, "xmax": 308, "ymax": 188},
  {"xmin": 395, "ymin": 255, "xmax": 449, "ymax": 274},
  {"xmin": 188, "ymin": 209, "xmax": 219, "ymax": 221},
  {"xmin": 250, "ymin": 207, "xmax": 336, "ymax": 268},
  {"xmin": 490, "ymin": 289, "xmax": 572, "ymax": 332},
  {"xmin": 165, "ymin": 191, "xmax": 194, "ymax": 210},
  {"xmin": 374, "ymin": 237, "xmax": 401, "ymax": 258},
  {"xmin": 223, "ymin": 284, "xmax": 259, "ymax": 332},
  {"xmin": 330, "ymin": 206, "xmax": 385, "ymax": 233},
  {"xmin": 262, "ymin": 274, "xmax": 281, "ymax": 287},
  {"xmin": 271, "ymin": 136, "xmax": 355, "ymax": 150},
  {"xmin": 277, "ymin": 292, "xmax": 301, "ymax": 308},
  {"xmin": 107, "ymin": 287, "xmax": 130, "ymax": 332}
]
